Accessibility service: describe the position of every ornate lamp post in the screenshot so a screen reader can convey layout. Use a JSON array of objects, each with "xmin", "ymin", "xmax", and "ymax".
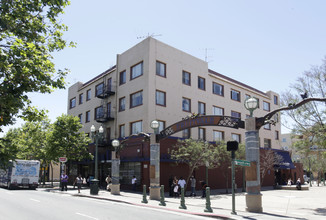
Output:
[
  {"xmin": 149, "ymin": 119, "xmax": 160, "ymax": 200},
  {"xmin": 90, "ymin": 125, "xmax": 103, "ymax": 195},
  {"xmin": 244, "ymin": 97, "xmax": 262, "ymax": 212},
  {"xmin": 111, "ymin": 139, "xmax": 121, "ymax": 195}
]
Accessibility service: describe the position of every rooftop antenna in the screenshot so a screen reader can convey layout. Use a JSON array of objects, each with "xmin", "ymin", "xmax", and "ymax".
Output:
[
  {"xmin": 137, "ymin": 33, "xmax": 162, "ymax": 39},
  {"xmin": 203, "ymin": 48, "xmax": 214, "ymax": 63}
]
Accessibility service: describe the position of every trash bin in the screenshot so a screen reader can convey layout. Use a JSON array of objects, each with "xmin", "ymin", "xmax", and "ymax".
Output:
[{"xmin": 90, "ymin": 179, "xmax": 99, "ymax": 195}]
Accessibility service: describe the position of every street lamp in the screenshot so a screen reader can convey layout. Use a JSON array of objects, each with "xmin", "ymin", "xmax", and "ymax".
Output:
[
  {"xmin": 90, "ymin": 125, "xmax": 103, "ymax": 195},
  {"xmin": 149, "ymin": 119, "xmax": 160, "ymax": 200},
  {"xmin": 110, "ymin": 139, "xmax": 121, "ymax": 195},
  {"xmin": 244, "ymin": 97, "xmax": 262, "ymax": 212},
  {"xmin": 244, "ymin": 97, "xmax": 259, "ymax": 117}
]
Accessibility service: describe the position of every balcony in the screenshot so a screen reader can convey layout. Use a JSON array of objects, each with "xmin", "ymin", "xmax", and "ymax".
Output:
[
  {"xmin": 95, "ymin": 112, "xmax": 114, "ymax": 123},
  {"xmin": 96, "ymin": 89, "xmax": 115, "ymax": 99}
]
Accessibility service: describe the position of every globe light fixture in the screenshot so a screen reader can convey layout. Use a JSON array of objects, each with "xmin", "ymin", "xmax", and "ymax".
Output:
[
  {"xmin": 150, "ymin": 120, "xmax": 160, "ymax": 130},
  {"xmin": 244, "ymin": 97, "xmax": 259, "ymax": 117},
  {"xmin": 111, "ymin": 139, "xmax": 120, "ymax": 148}
]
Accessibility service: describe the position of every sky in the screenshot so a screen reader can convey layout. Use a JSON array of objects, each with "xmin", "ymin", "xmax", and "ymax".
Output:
[{"xmin": 2, "ymin": 0, "xmax": 326, "ymax": 136}]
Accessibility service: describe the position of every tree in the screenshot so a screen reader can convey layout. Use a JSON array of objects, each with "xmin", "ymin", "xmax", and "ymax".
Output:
[
  {"xmin": 0, "ymin": 0, "xmax": 75, "ymax": 131},
  {"xmin": 214, "ymin": 141, "xmax": 245, "ymax": 193},
  {"xmin": 171, "ymin": 139, "xmax": 221, "ymax": 189},
  {"xmin": 281, "ymin": 57, "xmax": 326, "ymax": 184},
  {"xmin": 260, "ymin": 149, "xmax": 283, "ymax": 186},
  {"xmin": 46, "ymin": 114, "xmax": 91, "ymax": 163}
]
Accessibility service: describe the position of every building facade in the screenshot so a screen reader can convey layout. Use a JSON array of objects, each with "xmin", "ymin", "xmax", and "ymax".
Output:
[{"xmin": 67, "ymin": 37, "xmax": 282, "ymax": 189}]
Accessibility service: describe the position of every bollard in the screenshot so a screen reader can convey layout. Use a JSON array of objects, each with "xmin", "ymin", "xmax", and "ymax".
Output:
[
  {"xmin": 204, "ymin": 187, "xmax": 213, "ymax": 213},
  {"xmin": 141, "ymin": 185, "xmax": 148, "ymax": 204},
  {"xmin": 179, "ymin": 187, "xmax": 187, "ymax": 209},
  {"xmin": 159, "ymin": 185, "xmax": 166, "ymax": 206}
]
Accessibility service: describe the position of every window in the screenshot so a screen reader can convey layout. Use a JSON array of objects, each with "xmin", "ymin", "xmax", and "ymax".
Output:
[
  {"xmin": 198, "ymin": 128, "xmax": 206, "ymax": 140},
  {"xmin": 213, "ymin": 106, "xmax": 224, "ymax": 116},
  {"xmin": 119, "ymin": 97, "xmax": 125, "ymax": 112},
  {"xmin": 282, "ymin": 138, "xmax": 287, "ymax": 142},
  {"xmin": 213, "ymin": 130, "xmax": 224, "ymax": 141},
  {"xmin": 182, "ymin": 71, "xmax": 191, "ymax": 85},
  {"xmin": 198, "ymin": 102, "xmax": 206, "ymax": 115},
  {"xmin": 275, "ymin": 131, "xmax": 279, "ymax": 140},
  {"xmin": 231, "ymin": 89, "xmax": 240, "ymax": 101},
  {"xmin": 182, "ymin": 97, "xmax": 191, "ymax": 112},
  {"xmin": 106, "ymin": 127, "xmax": 111, "ymax": 141},
  {"xmin": 70, "ymin": 97, "xmax": 76, "ymax": 109},
  {"xmin": 231, "ymin": 111, "xmax": 241, "ymax": 119},
  {"xmin": 131, "ymin": 121, "xmax": 142, "ymax": 135},
  {"xmin": 158, "ymin": 121, "xmax": 165, "ymax": 132},
  {"xmin": 156, "ymin": 90, "xmax": 166, "ymax": 106},
  {"xmin": 120, "ymin": 70, "xmax": 126, "ymax": 85},
  {"xmin": 274, "ymin": 95, "xmax": 278, "ymax": 105},
  {"xmin": 131, "ymin": 62, "xmax": 143, "ymax": 80},
  {"xmin": 263, "ymin": 101, "xmax": 270, "ymax": 111},
  {"xmin": 78, "ymin": 114, "xmax": 83, "ymax": 123},
  {"xmin": 79, "ymin": 93, "xmax": 83, "ymax": 105},
  {"xmin": 264, "ymin": 138, "xmax": 271, "ymax": 148},
  {"xmin": 119, "ymin": 124, "xmax": 125, "ymax": 138},
  {"xmin": 255, "ymin": 97, "xmax": 260, "ymax": 108},
  {"xmin": 107, "ymin": 102, "xmax": 111, "ymax": 118},
  {"xmin": 156, "ymin": 61, "xmax": 166, "ymax": 77},
  {"xmin": 198, "ymin": 77, "xmax": 205, "ymax": 90},
  {"xmin": 86, "ymin": 111, "xmax": 90, "ymax": 122},
  {"xmin": 95, "ymin": 106, "xmax": 104, "ymax": 119},
  {"xmin": 107, "ymin": 78, "xmax": 112, "ymax": 92},
  {"xmin": 264, "ymin": 123, "xmax": 271, "ymax": 130},
  {"xmin": 86, "ymin": 89, "xmax": 91, "ymax": 101},
  {"xmin": 95, "ymin": 83, "xmax": 104, "ymax": 97},
  {"xmin": 213, "ymin": 82, "xmax": 224, "ymax": 96},
  {"xmin": 182, "ymin": 128, "xmax": 191, "ymax": 139},
  {"xmin": 130, "ymin": 91, "xmax": 143, "ymax": 108},
  {"xmin": 231, "ymin": 133, "xmax": 241, "ymax": 143}
]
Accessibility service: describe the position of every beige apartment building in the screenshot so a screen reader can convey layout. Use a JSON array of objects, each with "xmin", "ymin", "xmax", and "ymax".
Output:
[{"xmin": 68, "ymin": 37, "xmax": 281, "ymax": 147}]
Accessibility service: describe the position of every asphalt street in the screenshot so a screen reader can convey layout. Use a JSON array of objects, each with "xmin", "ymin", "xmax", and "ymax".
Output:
[{"xmin": 0, "ymin": 187, "xmax": 209, "ymax": 220}]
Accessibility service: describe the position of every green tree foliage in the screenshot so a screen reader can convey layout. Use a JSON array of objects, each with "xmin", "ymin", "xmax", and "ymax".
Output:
[
  {"xmin": 46, "ymin": 114, "xmax": 91, "ymax": 162},
  {"xmin": 171, "ymin": 139, "xmax": 221, "ymax": 188},
  {"xmin": 0, "ymin": 0, "xmax": 75, "ymax": 131}
]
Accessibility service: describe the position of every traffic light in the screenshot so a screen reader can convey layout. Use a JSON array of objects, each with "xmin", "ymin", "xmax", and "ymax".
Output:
[{"xmin": 227, "ymin": 141, "xmax": 238, "ymax": 151}]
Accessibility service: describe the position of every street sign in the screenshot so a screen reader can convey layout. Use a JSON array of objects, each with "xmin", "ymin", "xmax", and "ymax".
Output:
[
  {"xmin": 235, "ymin": 159, "xmax": 250, "ymax": 167},
  {"xmin": 59, "ymin": 157, "xmax": 67, "ymax": 163}
]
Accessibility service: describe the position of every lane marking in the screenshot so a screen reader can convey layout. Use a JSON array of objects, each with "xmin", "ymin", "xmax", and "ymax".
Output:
[
  {"xmin": 76, "ymin": 212, "xmax": 99, "ymax": 220},
  {"xmin": 30, "ymin": 198, "xmax": 40, "ymax": 202}
]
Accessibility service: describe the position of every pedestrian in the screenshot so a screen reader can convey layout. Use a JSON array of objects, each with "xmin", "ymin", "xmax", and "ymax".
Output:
[
  {"xmin": 173, "ymin": 176, "xmax": 179, "ymax": 198},
  {"xmin": 74, "ymin": 174, "xmax": 83, "ymax": 193},
  {"xmin": 132, "ymin": 175, "xmax": 137, "ymax": 191},
  {"xmin": 200, "ymin": 180, "xmax": 207, "ymax": 198},
  {"xmin": 105, "ymin": 175, "xmax": 112, "ymax": 191},
  {"xmin": 61, "ymin": 172, "xmax": 68, "ymax": 191},
  {"xmin": 168, "ymin": 175, "xmax": 174, "ymax": 197},
  {"xmin": 178, "ymin": 176, "xmax": 186, "ymax": 192},
  {"xmin": 190, "ymin": 175, "xmax": 196, "ymax": 196},
  {"xmin": 296, "ymin": 178, "xmax": 301, "ymax": 190}
]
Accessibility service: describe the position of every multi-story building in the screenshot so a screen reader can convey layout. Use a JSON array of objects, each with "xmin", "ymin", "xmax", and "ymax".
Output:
[{"xmin": 67, "ymin": 37, "xmax": 282, "ymax": 189}]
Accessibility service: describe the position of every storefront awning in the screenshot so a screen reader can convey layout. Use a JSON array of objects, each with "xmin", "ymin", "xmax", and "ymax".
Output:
[{"xmin": 274, "ymin": 150, "xmax": 296, "ymax": 169}]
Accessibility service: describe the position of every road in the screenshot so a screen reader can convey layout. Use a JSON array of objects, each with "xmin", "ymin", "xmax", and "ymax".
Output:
[{"xmin": 0, "ymin": 188, "xmax": 209, "ymax": 220}]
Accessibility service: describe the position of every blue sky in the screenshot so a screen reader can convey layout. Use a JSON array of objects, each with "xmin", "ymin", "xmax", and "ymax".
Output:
[{"xmin": 2, "ymin": 0, "xmax": 326, "ymax": 135}]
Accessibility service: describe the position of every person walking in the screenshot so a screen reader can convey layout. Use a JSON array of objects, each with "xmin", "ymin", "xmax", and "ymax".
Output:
[
  {"xmin": 132, "ymin": 175, "xmax": 137, "ymax": 191},
  {"xmin": 190, "ymin": 175, "xmax": 196, "ymax": 196},
  {"xmin": 61, "ymin": 172, "xmax": 68, "ymax": 191},
  {"xmin": 178, "ymin": 176, "xmax": 186, "ymax": 193},
  {"xmin": 105, "ymin": 175, "xmax": 112, "ymax": 191},
  {"xmin": 201, "ymin": 180, "xmax": 207, "ymax": 198},
  {"xmin": 74, "ymin": 174, "xmax": 83, "ymax": 193}
]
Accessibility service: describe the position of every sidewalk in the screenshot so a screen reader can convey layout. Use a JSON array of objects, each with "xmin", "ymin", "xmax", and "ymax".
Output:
[{"xmin": 39, "ymin": 184, "xmax": 326, "ymax": 220}]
